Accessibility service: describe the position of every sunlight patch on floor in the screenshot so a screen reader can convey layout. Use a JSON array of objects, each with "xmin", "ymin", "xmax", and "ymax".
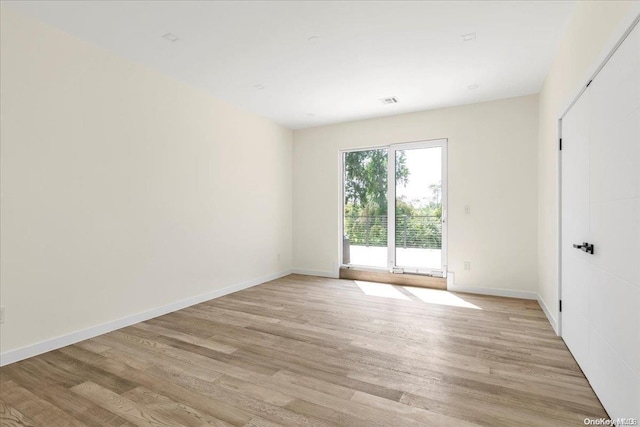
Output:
[
  {"xmin": 403, "ymin": 286, "xmax": 481, "ymax": 309},
  {"xmin": 354, "ymin": 281, "xmax": 411, "ymax": 300}
]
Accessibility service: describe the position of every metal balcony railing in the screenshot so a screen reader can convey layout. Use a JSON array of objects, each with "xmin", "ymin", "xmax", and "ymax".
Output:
[{"xmin": 344, "ymin": 215, "xmax": 442, "ymax": 249}]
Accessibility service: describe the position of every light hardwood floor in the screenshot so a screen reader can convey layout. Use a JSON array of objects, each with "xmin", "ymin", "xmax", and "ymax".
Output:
[{"xmin": 0, "ymin": 274, "xmax": 607, "ymax": 426}]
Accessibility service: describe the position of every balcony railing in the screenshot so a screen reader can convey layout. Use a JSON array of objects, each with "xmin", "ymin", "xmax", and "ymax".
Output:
[{"xmin": 344, "ymin": 215, "xmax": 442, "ymax": 249}]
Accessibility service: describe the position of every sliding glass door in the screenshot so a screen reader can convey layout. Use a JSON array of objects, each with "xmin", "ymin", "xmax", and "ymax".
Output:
[
  {"xmin": 391, "ymin": 141, "xmax": 446, "ymax": 275},
  {"xmin": 342, "ymin": 140, "xmax": 447, "ymax": 277},
  {"xmin": 343, "ymin": 148, "xmax": 389, "ymax": 268}
]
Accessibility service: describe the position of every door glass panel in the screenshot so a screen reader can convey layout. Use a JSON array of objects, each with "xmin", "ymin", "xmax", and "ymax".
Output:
[
  {"xmin": 395, "ymin": 147, "xmax": 443, "ymax": 271},
  {"xmin": 343, "ymin": 149, "xmax": 388, "ymax": 268}
]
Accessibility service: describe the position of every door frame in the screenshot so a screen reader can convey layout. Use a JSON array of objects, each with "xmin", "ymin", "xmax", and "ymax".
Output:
[
  {"xmin": 339, "ymin": 138, "xmax": 448, "ymax": 277},
  {"xmin": 557, "ymin": 12, "xmax": 640, "ymax": 337}
]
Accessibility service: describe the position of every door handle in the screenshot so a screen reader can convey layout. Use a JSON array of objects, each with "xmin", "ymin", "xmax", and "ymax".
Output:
[{"xmin": 573, "ymin": 242, "xmax": 594, "ymax": 254}]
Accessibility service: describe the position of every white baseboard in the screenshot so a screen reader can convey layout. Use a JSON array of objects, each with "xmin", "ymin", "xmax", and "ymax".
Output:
[
  {"xmin": 0, "ymin": 269, "xmax": 292, "ymax": 367},
  {"xmin": 291, "ymin": 268, "xmax": 339, "ymax": 279},
  {"xmin": 446, "ymin": 272, "xmax": 538, "ymax": 300},
  {"xmin": 537, "ymin": 294, "xmax": 559, "ymax": 335},
  {"xmin": 447, "ymin": 284, "xmax": 538, "ymax": 300}
]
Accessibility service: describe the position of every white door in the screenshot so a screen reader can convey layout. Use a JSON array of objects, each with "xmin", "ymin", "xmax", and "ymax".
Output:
[
  {"xmin": 561, "ymin": 88, "xmax": 591, "ymax": 374},
  {"xmin": 561, "ymin": 21, "xmax": 640, "ymax": 420}
]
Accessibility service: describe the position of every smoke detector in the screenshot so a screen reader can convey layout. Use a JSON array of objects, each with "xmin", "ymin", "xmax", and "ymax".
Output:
[
  {"xmin": 379, "ymin": 97, "xmax": 398, "ymax": 104},
  {"xmin": 461, "ymin": 33, "xmax": 476, "ymax": 42}
]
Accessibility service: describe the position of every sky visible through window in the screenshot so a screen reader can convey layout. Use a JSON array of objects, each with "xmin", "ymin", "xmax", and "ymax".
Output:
[{"xmin": 397, "ymin": 147, "xmax": 441, "ymax": 204}]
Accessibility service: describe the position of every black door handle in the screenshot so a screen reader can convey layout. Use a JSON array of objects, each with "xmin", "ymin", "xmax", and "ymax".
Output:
[{"xmin": 573, "ymin": 242, "xmax": 594, "ymax": 254}]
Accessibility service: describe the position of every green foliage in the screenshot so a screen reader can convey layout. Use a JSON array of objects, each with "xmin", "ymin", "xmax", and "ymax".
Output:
[
  {"xmin": 344, "ymin": 211, "xmax": 388, "ymax": 246},
  {"xmin": 344, "ymin": 149, "xmax": 409, "ymax": 214},
  {"xmin": 343, "ymin": 149, "xmax": 442, "ymax": 249}
]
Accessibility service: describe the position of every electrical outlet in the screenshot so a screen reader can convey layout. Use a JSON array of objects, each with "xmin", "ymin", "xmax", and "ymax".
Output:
[
  {"xmin": 464, "ymin": 262, "xmax": 471, "ymax": 271},
  {"xmin": 0, "ymin": 306, "xmax": 5, "ymax": 324},
  {"xmin": 277, "ymin": 253, "xmax": 281, "ymax": 261},
  {"xmin": 464, "ymin": 205, "xmax": 471, "ymax": 215}
]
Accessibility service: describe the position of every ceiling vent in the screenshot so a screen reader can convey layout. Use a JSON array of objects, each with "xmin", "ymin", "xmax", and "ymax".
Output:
[
  {"xmin": 380, "ymin": 97, "xmax": 398, "ymax": 104},
  {"xmin": 162, "ymin": 33, "xmax": 179, "ymax": 42}
]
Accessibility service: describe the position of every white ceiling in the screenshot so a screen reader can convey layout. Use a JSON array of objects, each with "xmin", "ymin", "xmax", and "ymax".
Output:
[{"xmin": 6, "ymin": 1, "xmax": 575, "ymax": 129}]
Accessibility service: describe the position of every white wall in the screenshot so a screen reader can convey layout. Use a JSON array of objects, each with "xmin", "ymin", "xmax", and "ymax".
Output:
[
  {"xmin": 0, "ymin": 7, "xmax": 293, "ymax": 358},
  {"xmin": 537, "ymin": 1, "xmax": 640, "ymax": 330},
  {"xmin": 293, "ymin": 95, "xmax": 539, "ymax": 294}
]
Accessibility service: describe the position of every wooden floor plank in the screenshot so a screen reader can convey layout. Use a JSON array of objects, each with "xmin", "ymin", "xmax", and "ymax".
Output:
[
  {"xmin": 122, "ymin": 386, "xmax": 234, "ymax": 427},
  {"xmin": 0, "ymin": 381, "xmax": 86, "ymax": 427},
  {"xmin": 71, "ymin": 381, "xmax": 182, "ymax": 427},
  {"xmin": 0, "ymin": 274, "xmax": 608, "ymax": 426},
  {"xmin": 0, "ymin": 400, "xmax": 37, "ymax": 427},
  {"xmin": 339, "ymin": 268, "xmax": 447, "ymax": 289},
  {"xmin": 1, "ymin": 363, "xmax": 133, "ymax": 427}
]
